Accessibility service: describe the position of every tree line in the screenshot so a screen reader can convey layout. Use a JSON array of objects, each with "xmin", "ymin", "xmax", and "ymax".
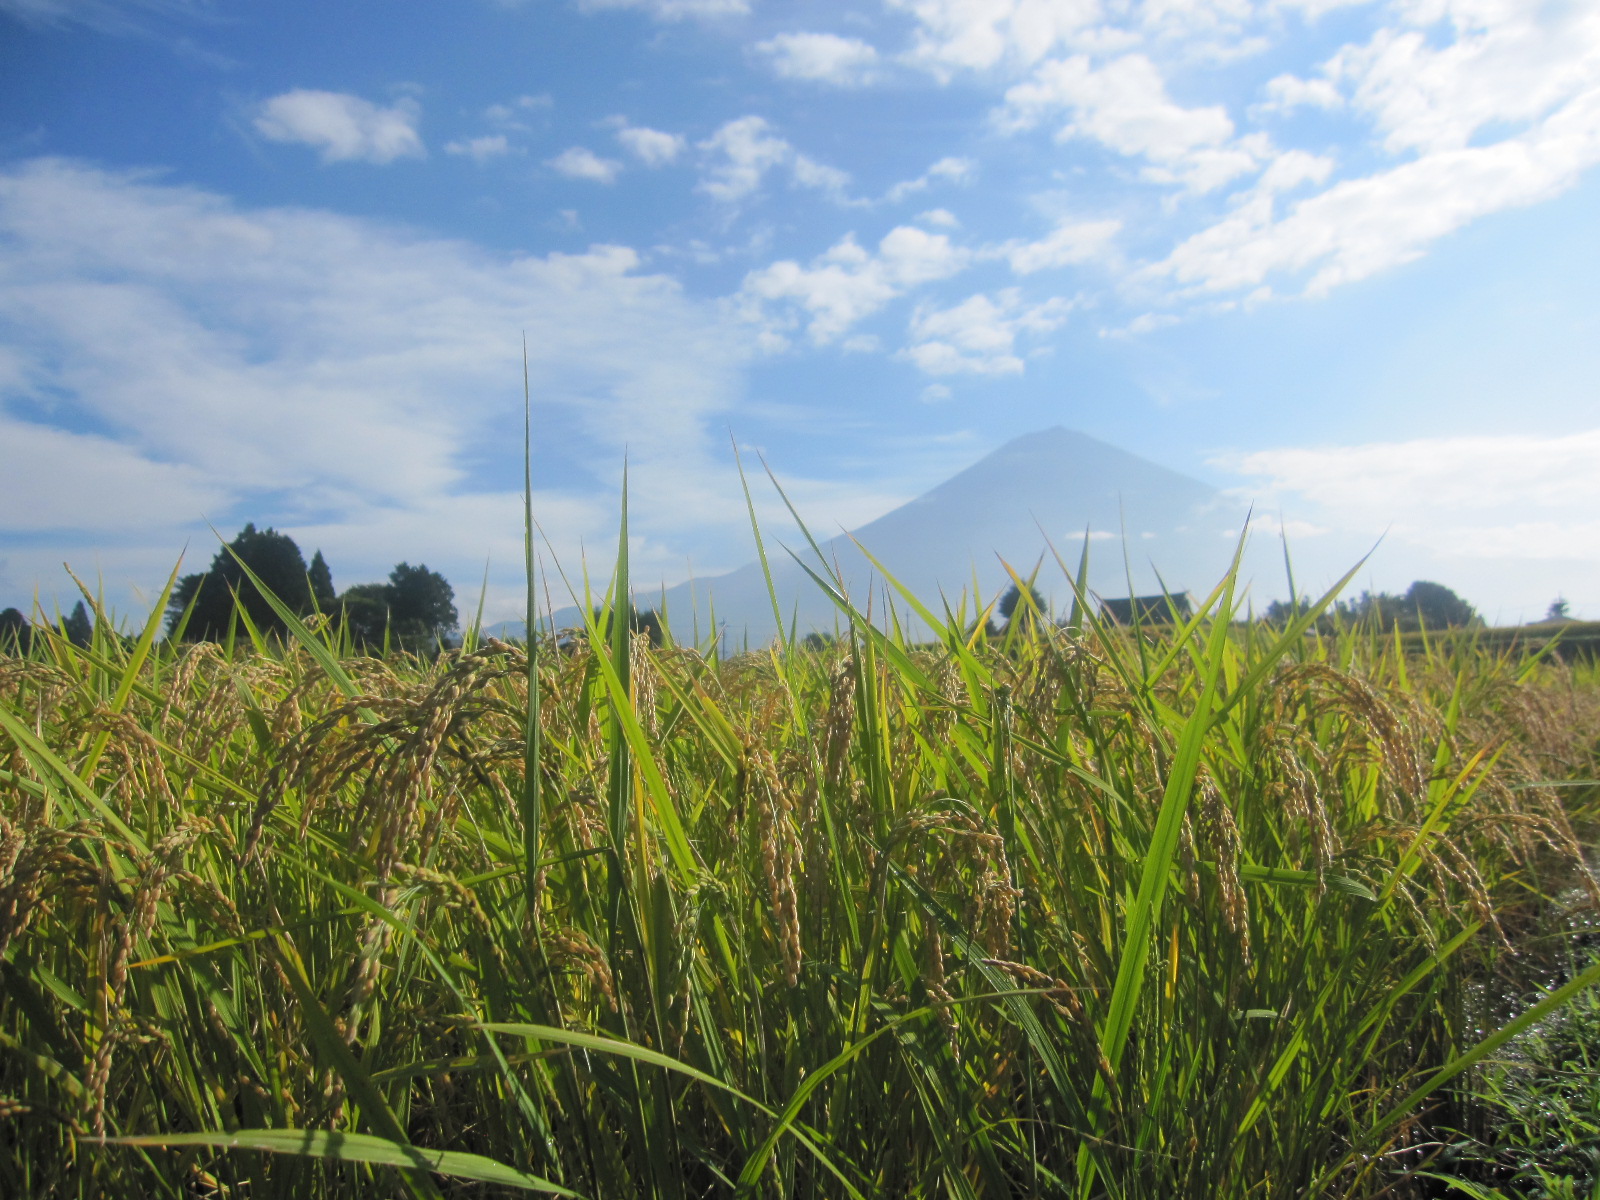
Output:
[
  {"xmin": 1265, "ymin": 579, "xmax": 1484, "ymax": 631},
  {"xmin": 165, "ymin": 523, "xmax": 458, "ymax": 650},
  {"xmin": 0, "ymin": 523, "xmax": 458, "ymax": 654},
  {"xmin": 0, "ymin": 557, "xmax": 1579, "ymax": 657}
]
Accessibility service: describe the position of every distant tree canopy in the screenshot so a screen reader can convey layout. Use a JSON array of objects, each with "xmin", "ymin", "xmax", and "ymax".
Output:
[
  {"xmin": 998, "ymin": 581, "xmax": 1048, "ymax": 627},
  {"xmin": 1547, "ymin": 597, "xmax": 1572, "ymax": 622},
  {"xmin": 166, "ymin": 524, "xmax": 457, "ymax": 652},
  {"xmin": 589, "ymin": 602, "xmax": 666, "ymax": 648},
  {"xmin": 168, "ymin": 523, "xmax": 316, "ymax": 640},
  {"xmin": 338, "ymin": 583, "xmax": 395, "ymax": 649},
  {"xmin": 63, "ymin": 601, "xmax": 93, "ymax": 648},
  {"xmin": 342, "ymin": 563, "xmax": 459, "ymax": 652},
  {"xmin": 308, "ymin": 550, "xmax": 336, "ymax": 612},
  {"xmin": 1268, "ymin": 580, "xmax": 1481, "ymax": 632},
  {"xmin": 0, "ymin": 607, "xmax": 31, "ymax": 653},
  {"xmin": 1351, "ymin": 581, "xmax": 1478, "ymax": 630}
]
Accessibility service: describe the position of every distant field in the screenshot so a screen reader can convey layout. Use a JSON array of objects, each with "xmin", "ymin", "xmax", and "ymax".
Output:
[
  {"xmin": 3, "ymin": 569, "xmax": 1599, "ymax": 1198},
  {"xmin": 1472, "ymin": 620, "xmax": 1600, "ymax": 661}
]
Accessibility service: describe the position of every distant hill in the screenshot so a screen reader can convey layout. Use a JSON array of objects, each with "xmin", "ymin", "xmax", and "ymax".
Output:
[{"xmin": 524, "ymin": 428, "xmax": 1247, "ymax": 646}]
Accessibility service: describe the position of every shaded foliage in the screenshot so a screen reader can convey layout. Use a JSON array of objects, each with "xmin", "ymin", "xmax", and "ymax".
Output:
[
  {"xmin": 167, "ymin": 523, "xmax": 317, "ymax": 641},
  {"xmin": 337, "ymin": 564, "xmax": 457, "ymax": 652},
  {"xmin": 163, "ymin": 526, "xmax": 453, "ymax": 654},
  {"xmin": 336, "ymin": 582, "xmax": 396, "ymax": 650},
  {"xmin": 62, "ymin": 601, "xmax": 92, "ymax": 649},
  {"xmin": 308, "ymin": 550, "xmax": 336, "ymax": 613},
  {"xmin": 0, "ymin": 607, "xmax": 31, "ymax": 653},
  {"xmin": 1268, "ymin": 580, "xmax": 1481, "ymax": 632}
]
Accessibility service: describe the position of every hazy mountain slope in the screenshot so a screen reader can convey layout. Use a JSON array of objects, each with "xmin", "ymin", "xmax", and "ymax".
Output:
[{"xmin": 545, "ymin": 428, "xmax": 1246, "ymax": 645}]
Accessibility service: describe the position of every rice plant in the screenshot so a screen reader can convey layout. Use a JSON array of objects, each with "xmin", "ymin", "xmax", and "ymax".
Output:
[{"xmin": 1, "ymin": 528, "xmax": 1598, "ymax": 1198}]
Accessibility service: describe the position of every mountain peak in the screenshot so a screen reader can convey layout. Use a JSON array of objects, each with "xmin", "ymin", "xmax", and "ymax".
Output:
[{"xmin": 545, "ymin": 429, "xmax": 1241, "ymax": 643}]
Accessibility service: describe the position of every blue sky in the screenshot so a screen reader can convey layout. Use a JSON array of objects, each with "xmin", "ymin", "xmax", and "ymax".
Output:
[{"xmin": 2, "ymin": 0, "xmax": 1598, "ymax": 624}]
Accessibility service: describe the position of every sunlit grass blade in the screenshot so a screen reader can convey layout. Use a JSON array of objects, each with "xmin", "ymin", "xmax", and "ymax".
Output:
[{"xmin": 100, "ymin": 1129, "xmax": 582, "ymax": 1195}]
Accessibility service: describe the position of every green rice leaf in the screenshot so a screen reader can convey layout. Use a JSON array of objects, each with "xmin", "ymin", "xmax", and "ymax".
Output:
[{"xmin": 99, "ymin": 1129, "xmax": 581, "ymax": 1194}]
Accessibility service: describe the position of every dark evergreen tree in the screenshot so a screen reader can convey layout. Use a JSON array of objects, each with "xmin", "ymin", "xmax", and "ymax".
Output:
[
  {"xmin": 1547, "ymin": 597, "xmax": 1572, "ymax": 621},
  {"xmin": 308, "ymin": 550, "xmax": 337, "ymax": 613},
  {"xmin": 166, "ymin": 523, "xmax": 315, "ymax": 641},
  {"xmin": 63, "ymin": 601, "xmax": 93, "ymax": 648},
  {"xmin": 0, "ymin": 607, "xmax": 31, "ymax": 654}
]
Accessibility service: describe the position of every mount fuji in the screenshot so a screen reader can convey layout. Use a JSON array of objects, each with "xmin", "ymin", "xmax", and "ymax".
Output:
[{"xmin": 546, "ymin": 428, "xmax": 1249, "ymax": 646}]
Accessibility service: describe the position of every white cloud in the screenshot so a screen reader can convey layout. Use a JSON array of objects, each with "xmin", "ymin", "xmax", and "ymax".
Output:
[
  {"xmin": 697, "ymin": 116, "xmax": 854, "ymax": 203},
  {"xmin": 1002, "ymin": 215, "xmax": 1121, "ymax": 273},
  {"xmin": 904, "ymin": 288, "xmax": 1070, "ymax": 375},
  {"xmin": 0, "ymin": 413, "xmax": 228, "ymax": 532},
  {"xmin": 757, "ymin": 32, "xmax": 882, "ymax": 86},
  {"xmin": 1000, "ymin": 54, "xmax": 1265, "ymax": 192},
  {"xmin": 1220, "ymin": 428, "xmax": 1600, "ymax": 562},
  {"xmin": 884, "ymin": 156, "xmax": 976, "ymax": 203},
  {"xmin": 792, "ymin": 155, "xmax": 853, "ymax": 196},
  {"xmin": 1255, "ymin": 148, "xmax": 1334, "ymax": 193},
  {"xmin": 0, "ymin": 0, "xmax": 203, "ymax": 32},
  {"xmin": 698, "ymin": 117, "xmax": 794, "ymax": 202},
  {"xmin": 254, "ymin": 90, "xmax": 425, "ymax": 165},
  {"xmin": 1257, "ymin": 72, "xmax": 1345, "ymax": 115},
  {"xmin": 740, "ymin": 225, "xmax": 970, "ymax": 344},
  {"xmin": 0, "ymin": 158, "xmax": 757, "ymax": 616},
  {"xmin": 615, "ymin": 123, "xmax": 686, "ymax": 166},
  {"xmin": 549, "ymin": 146, "xmax": 624, "ymax": 183},
  {"xmin": 484, "ymin": 94, "xmax": 552, "ymax": 128},
  {"xmin": 446, "ymin": 134, "xmax": 513, "ymax": 163},
  {"xmin": 575, "ymin": 0, "xmax": 747, "ymax": 18},
  {"xmin": 1328, "ymin": 0, "xmax": 1600, "ymax": 157},
  {"xmin": 1152, "ymin": 85, "xmax": 1600, "ymax": 297},
  {"xmin": 889, "ymin": 0, "xmax": 1106, "ymax": 77},
  {"xmin": 918, "ymin": 208, "xmax": 960, "ymax": 227}
]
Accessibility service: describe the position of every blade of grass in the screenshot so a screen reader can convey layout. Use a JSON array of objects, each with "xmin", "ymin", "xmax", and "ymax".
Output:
[{"xmin": 100, "ymin": 1129, "xmax": 581, "ymax": 1195}]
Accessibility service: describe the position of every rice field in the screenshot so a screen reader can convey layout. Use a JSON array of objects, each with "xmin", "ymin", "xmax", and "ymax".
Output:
[{"xmin": 2, "ymin": 534, "xmax": 1599, "ymax": 1199}]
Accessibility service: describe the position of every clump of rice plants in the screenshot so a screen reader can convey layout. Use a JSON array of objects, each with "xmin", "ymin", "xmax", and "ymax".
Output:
[{"xmin": 1, "ymin": 536, "xmax": 1598, "ymax": 1199}]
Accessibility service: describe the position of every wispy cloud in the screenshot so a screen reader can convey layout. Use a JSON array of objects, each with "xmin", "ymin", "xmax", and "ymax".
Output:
[
  {"xmin": 0, "ymin": 158, "xmax": 758, "ymax": 613},
  {"xmin": 549, "ymin": 146, "xmax": 624, "ymax": 183},
  {"xmin": 756, "ymin": 32, "xmax": 881, "ymax": 87},
  {"xmin": 1151, "ymin": 94, "xmax": 1600, "ymax": 298},
  {"xmin": 1001, "ymin": 216, "xmax": 1120, "ymax": 275},
  {"xmin": 882, "ymin": 0, "xmax": 1600, "ymax": 312},
  {"xmin": 446, "ymin": 134, "xmax": 513, "ymax": 163},
  {"xmin": 697, "ymin": 116, "xmax": 853, "ymax": 204},
  {"xmin": 904, "ymin": 288, "xmax": 1071, "ymax": 375},
  {"xmin": 573, "ymin": 0, "xmax": 747, "ymax": 19},
  {"xmin": 0, "ymin": 0, "xmax": 206, "ymax": 33},
  {"xmin": 254, "ymin": 90, "xmax": 425, "ymax": 164},
  {"xmin": 739, "ymin": 225, "xmax": 970, "ymax": 346},
  {"xmin": 1000, "ymin": 54, "xmax": 1270, "ymax": 194},
  {"xmin": 884, "ymin": 156, "xmax": 974, "ymax": 204},
  {"xmin": 613, "ymin": 122, "xmax": 686, "ymax": 166},
  {"xmin": 1219, "ymin": 429, "xmax": 1600, "ymax": 562}
]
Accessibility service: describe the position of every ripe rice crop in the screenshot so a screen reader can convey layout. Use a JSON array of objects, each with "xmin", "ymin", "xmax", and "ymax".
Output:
[{"xmin": 2, "ymin": 525, "xmax": 1598, "ymax": 1199}]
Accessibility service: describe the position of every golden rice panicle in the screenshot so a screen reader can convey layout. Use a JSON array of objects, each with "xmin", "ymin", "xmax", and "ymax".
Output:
[{"xmin": 746, "ymin": 739, "xmax": 802, "ymax": 987}]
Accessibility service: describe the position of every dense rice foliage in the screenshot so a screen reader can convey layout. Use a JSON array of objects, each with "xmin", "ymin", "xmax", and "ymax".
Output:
[{"xmin": 2, "ymin": 563, "xmax": 1598, "ymax": 1198}]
